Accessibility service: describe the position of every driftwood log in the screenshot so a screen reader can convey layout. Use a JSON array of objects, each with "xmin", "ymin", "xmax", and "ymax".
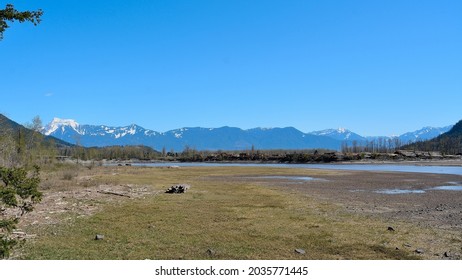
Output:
[
  {"xmin": 97, "ymin": 190, "xmax": 131, "ymax": 198},
  {"xmin": 165, "ymin": 184, "xmax": 191, "ymax": 194}
]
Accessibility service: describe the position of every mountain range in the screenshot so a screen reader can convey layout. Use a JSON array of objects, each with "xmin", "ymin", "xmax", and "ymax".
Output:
[
  {"xmin": 403, "ymin": 119, "xmax": 462, "ymax": 154},
  {"xmin": 42, "ymin": 117, "xmax": 453, "ymax": 151}
]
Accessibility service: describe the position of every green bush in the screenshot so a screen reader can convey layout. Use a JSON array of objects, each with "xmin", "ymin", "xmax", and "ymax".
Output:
[{"xmin": 0, "ymin": 166, "xmax": 42, "ymax": 258}]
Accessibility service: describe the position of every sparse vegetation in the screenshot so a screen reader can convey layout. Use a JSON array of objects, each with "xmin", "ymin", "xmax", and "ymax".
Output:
[
  {"xmin": 61, "ymin": 170, "xmax": 77, "ymax": 181},
  {"xmin": 14, "ymin": 165, "xmax": 461, "ymax": 260}
]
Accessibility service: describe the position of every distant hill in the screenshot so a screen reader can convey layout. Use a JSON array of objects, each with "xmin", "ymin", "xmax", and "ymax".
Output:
[
  {"xmin": 43, "ymin": 117, "xmax": 453, "ymax": 151},
  {"xmin": 440, "ymin": 120, "xmax": 462, "ymax": 138},
  {"xmin": 403, "ymin": 120, "xmax": 462, "ymax": 154},
  {"xmin": 0, "ymin": 114, "xmax": 75, "ymax": 166},
  {"xmin": 0, "ymin": 114, "xmax": 72, "ymax": 148},
  {"xmin": 1, "ymin": 114, "xmax": 22, "ymax": 134}
]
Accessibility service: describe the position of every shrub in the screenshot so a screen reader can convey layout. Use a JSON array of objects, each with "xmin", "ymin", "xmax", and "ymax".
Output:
[
  {"xmin": 0, "ymin": 166, "xmax": 42, "ymax": 258},
  {"xmin": 62, "ymin": 170, "xmax": 77, "ymax": 181}
]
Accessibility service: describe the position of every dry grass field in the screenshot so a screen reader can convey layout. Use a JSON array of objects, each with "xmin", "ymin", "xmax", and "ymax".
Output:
[{"xmin": 13, "ymin": 164, "xmax": 462, "ymax": 260}]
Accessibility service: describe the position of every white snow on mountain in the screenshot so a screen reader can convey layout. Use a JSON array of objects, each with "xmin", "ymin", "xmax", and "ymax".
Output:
[
  {"xmin": 169, "ymin": 128, "xmax": 189, "ymax": 139},
  {"xmin": 43, "ymin": 118, "xmax": 81, "ymax": 135},
  {"xmin": 42, "ymin": 117, "xmax": 453, "ymax": 150},
  {"xmin": 309, "ymin": 128, "xmax": 361, "ymax": 141},
  {"xmin": 398, "ymin": 125, "xmax": 452, "ymax": 143}
]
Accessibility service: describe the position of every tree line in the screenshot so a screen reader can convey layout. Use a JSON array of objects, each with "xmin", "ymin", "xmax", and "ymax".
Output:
[
  {"xmin": 0, "ymin": 116, "xmax": 57, "ymax": 168},
  {"xmin": 59, "ymin": 145, "xmax": 161, "ymax": 162},
  {"xmin": 340, "ymin": 137, "xmax": 405, "ymax": 154}
]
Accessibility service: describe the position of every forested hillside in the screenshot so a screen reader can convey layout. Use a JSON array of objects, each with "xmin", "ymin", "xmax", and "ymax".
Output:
[
  {"xmin": 403, "ymin": 120, "xmax": 462, "ymax": 154},
  {"xmin": 1, "ymin": 114, "xmax": 161, "ymax": 163},
  {"xmin": 0, "ymin": 114, "xmax": 66, "ymax": 166}
]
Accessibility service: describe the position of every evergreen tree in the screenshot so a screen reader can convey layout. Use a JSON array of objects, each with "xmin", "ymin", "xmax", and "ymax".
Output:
[
  {"xmin": 0, "ymin": 166, "xmax": 42, "ymax": 258},
  {"xmin": 0, "ymin": 3, "xmax": 43, "ymax": 39}
]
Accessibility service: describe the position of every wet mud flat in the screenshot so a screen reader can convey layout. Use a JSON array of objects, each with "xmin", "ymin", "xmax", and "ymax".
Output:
[{"xmin": 235, "ymin": 170, "xmax": 462, "ymax": 231}]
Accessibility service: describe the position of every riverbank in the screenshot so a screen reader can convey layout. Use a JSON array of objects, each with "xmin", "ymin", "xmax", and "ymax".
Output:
[
  {"xmin": 63, "ymin": 150, "xmax": 462, "ymax": 166},
  {"xmin": 14, "ymin": 164, "xmax": 462, "ymax": 260},
  {"xmin": 96, "ymin": 150, "xmax": 462, "ymax": 167},
  {"xmin": 172, "ymin": 150, "xmax": 462, "ymax": 163}
]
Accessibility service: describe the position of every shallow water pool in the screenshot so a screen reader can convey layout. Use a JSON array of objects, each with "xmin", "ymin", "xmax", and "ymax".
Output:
[
  {"xmin": 430, "ymin": 185, "xmax": 462, "ymax": 191},
  {"xmin": 375, "ymin": 189, "xmax": 426, "ymax": 195},
  {"xmin": 259, "ymin": 176, "xmax": 317, "ymax": 181}
]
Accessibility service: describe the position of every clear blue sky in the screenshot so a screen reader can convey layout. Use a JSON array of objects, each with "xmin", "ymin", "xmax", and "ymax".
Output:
[{"xmin": 1, "ymin": 0, "xmax": 461, "ymax": 136}]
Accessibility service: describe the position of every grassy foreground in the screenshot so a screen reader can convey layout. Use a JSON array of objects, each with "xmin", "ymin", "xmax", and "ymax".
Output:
[{"xmin": 16, "ymin": 165, "xmax": 442, "ymax": 259}]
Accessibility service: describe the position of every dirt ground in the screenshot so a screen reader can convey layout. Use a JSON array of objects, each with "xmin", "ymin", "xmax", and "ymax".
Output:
[
  {"xmin": 16, "ymin": 166, "xmax": 462, "ymax": 233},
  {"xmin": 12, "ymin": 172, "xmax": 159, "ymax": 242}
]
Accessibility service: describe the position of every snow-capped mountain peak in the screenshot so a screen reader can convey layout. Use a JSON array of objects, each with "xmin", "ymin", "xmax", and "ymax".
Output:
[
  {"xmin": 42, "ymin": 117, "xmax": 453, "ymax": 152},
  {"xmin": 43, "ymin": 118, "xmax": 80, "ymax": 135},
  {"xmin": 398, "ymin": 125, "xmax": 453, "ymax": 143},
  {"xmin": 309, "ymin": 128, "xmax": 362, "ymax": 141}
]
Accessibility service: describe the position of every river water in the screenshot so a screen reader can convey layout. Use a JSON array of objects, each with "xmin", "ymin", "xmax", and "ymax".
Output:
[{"xmin": 128, "ymin": 162, "xmax": 462, "ymax": 176}]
